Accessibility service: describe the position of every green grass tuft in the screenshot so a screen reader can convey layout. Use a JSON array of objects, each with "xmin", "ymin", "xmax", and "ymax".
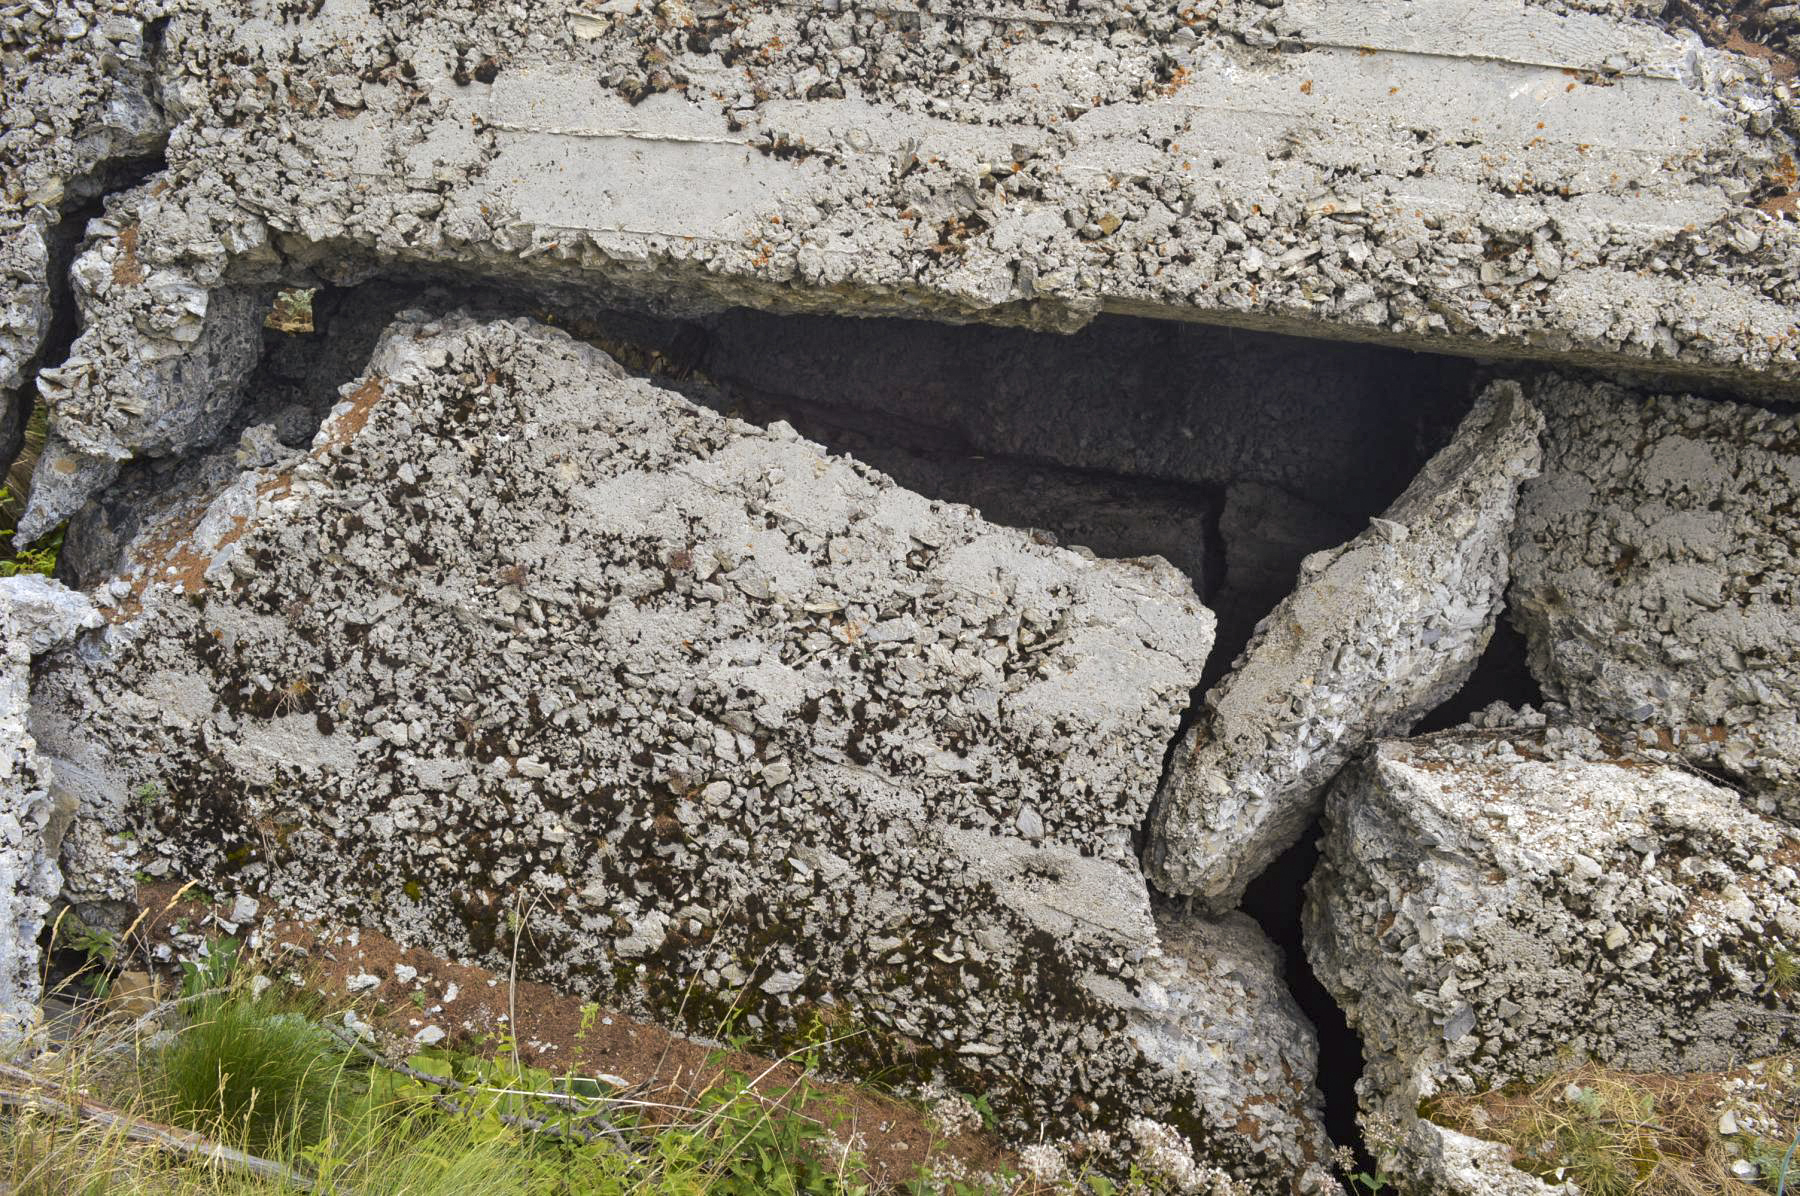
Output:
[{"xmin": 156, "ymin": 987, "xmax": 351, "ymax": 1153}]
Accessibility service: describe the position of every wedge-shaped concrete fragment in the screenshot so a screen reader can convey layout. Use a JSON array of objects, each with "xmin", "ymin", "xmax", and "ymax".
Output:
[
  {"xmin": 1306, "ymin": 730, "xmax": 1800, "ymax": 1195},
  {"xmin": 32, "ymin": 314, "xmax": 1337, "ymax": 1190},
  {"xmin": 1145, "ymin": 382, "xmax": 1543, "ymax": 909},
  {"xmin": 0, "ymin": 575, "xmax": 101, "ymax": 1038},
  {"xmin": 1512, "ymin": 377, "xmax": 1800, "ymax": 823}
]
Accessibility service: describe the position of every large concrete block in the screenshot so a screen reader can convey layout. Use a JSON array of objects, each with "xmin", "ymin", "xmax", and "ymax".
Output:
[
  {"xmin": 1512, "ymin": 377, "xmax": 1800, "ymax": 822},
  {"xmin": 32, "ymin": 313, "xmax": 1338, "ymax": 1191},
  {"xmin": 18, "ymin": 0, "xmax": 1800, "ymax": 533},
  {"xmin": 1306, "ymin": 729, "xmax": 1800, "ymax": 1194}
]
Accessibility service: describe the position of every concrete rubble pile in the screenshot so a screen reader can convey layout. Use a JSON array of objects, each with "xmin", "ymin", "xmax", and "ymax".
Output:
[
  {"xmin": 4, "ymin": 0, "xmax": 1800, "ymax": 1192},
  {"xmin": 27, "ymin": 313, "xmax": 1334, "ymax": 1188},
  {"xmin": 1145, "ymin": 380, "xmax": 1544, "ymax": 911}
]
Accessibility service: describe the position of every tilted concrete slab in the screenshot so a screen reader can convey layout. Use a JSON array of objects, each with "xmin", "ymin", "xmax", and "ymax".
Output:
[{"xmin": 31, "ymin": 312, "xmax": 1342, "ymax": 1191}]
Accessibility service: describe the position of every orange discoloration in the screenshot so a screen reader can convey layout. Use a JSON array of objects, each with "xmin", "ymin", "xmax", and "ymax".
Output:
[
  {"xmin": 113, "ymin": 225, "xmax": 145, "ymax": 286},
  {"xmin": 313, "ymin": 377, "xmax": 386, "ymax": 455}
]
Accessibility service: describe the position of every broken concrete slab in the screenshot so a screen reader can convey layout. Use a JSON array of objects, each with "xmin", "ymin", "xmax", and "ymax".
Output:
[
  {"xmin": 20, "ymin": 182, "xmax": 274, "ymax": 543},
  {"xmin": 1512, "ymin": 376, "xmax": 1800, "ymax": 824},
  {"xmin": 1145, "ymin": 381, "xmax": 1543, "ymax": 911},
  {"xmin": 0, "ymin": 574, "xmax": 102, "ymax": 1040},
  {"xmin": 18, "ymin": 0, "xmax": 1800, "ymax": 535},
  {"xmin": 30, "ymin": 313, "xmax": 1339, "ymax": 1189},
  {"xmin": 1305, "ymin": 729, "xmax": 1800, "ymax": 1194},
  {"xmin": 0, "ymin": 1, "xmax": 169, "ymax": 471}
]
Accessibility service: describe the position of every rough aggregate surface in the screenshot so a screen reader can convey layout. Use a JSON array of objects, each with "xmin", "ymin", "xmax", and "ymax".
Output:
[
  {"xmin": 30, "ymin": 313, "xmax": 1339, "ymax": 1192},
  {"xmin": 0, "ymin": 0, "xmax": 168, "ymax": 466},
  {"xmin": 16, "ymin": 0, "xmax": 1800, "ymax": 538},
  {"xmin": 1307, "ymin": 729, "xmax": 1800, "ymax": 1194},
  {"xmin": 0, "ymin": 574, "xmax": 100, "ymax": 1036},
  {"xmin": 1511, "ymin": 375, "xmax": 1800, "ymax": 822},
  {"xmin": 1145, "ymin": 381, "xmax": 1544, "ymax": 910}
]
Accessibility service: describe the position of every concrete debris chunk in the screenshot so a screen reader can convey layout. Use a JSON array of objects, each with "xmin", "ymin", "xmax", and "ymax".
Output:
[
  {"xmin": 1306, "ymin": 732, "xmax": 1800, "ymax": 1194},
  {"xmin": 31, "ymin": 314, "xmax": 1337, "ymax": 1189},
  {"xmin": 0, "ymin": 1, "xmax": 170, "ymax": 476},
  {"xmin": 1512, "ymin": 377, "xmax": 1800, "ymax": 823},
  {"xmin": 1145, "ymin": 382, "xmax": 1544, "ymax": 910},
  {"xmin": 17, "ymin": 182, "xmax": 272, "ymax": 541},
  {"xmin": 0, "ymin": 575, "xmax": 102, "ymax": 1039}
]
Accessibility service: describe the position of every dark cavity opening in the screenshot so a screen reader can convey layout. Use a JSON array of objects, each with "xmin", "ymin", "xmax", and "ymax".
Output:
[
  {"xmin": 678, "ymin": 307, "xmax": 1481, "ymax": 681},
  {"xmin": 1238, "ymin": 831, "xmax": 1365, "ymax": 1156},
  {"xmin": 1411, "ymin": 612, "xmax": 1546, "ymax": 735}
]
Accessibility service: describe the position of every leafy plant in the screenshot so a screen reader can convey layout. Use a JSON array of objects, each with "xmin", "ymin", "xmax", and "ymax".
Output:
[
  {"xmin": 0, "ymin": 503, "xmax": 60, "ymax": 577},
  {"xmin": 1346, "ymin": 1165, "xmax": 1394, "ymax": 1193},
  {"xmin": 68, "ymin": 926, "xmax": 119, "ymax": 968}
]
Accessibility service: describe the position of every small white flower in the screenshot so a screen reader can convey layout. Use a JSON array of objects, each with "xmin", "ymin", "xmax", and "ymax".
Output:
[
  {"xmin": 1019, "ymin": 1143, "xmax": 1068, "ymax": 1184},
  {"xmin": 928, "ymin": 1090, "xmax": 983, "ymax": 1139}
]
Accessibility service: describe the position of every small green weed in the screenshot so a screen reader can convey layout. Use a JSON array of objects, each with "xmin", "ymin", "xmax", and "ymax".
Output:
[
  {"xmin": 6, "ymin": 942, "xmax": 1069, "ymax": 1196},
  {"xmin": 0, "ymin": 516, "xmax": 60, "ymax": 577},
  {"xmin": 1769, "ymin": 946, "xmax": 1799, "ymax": 996},
  {"xmin": 68, "ymin": 926, "xmax": 119, "ymax": 967}
]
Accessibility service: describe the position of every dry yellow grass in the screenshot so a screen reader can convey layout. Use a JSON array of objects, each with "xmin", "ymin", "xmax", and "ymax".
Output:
[{"xmin": 1427, "ymin": 1055, "xmax": 1800, "ymax": 1196}]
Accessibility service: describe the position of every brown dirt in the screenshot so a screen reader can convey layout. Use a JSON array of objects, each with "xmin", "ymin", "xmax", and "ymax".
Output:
[
  {"xmin": 112, "ymin": 225, "xmax": 145, "ymax": 286},
  {"xmin": 129, "ymin": 884, "xmax": 1037, "ymax": 1192}
]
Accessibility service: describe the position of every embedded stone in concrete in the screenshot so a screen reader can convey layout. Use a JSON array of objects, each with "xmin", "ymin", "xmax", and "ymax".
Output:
[
  {"xmin": 1306, "ymin": 730, "xmax": 1800, "ymax": 1195},
  {"xmin": 1145, "ymin": 381, "xmax": 1543, "ymax": 911},
  {"xmin": 30, "ymin": 313, "xmax": 1338, "ymax": 1189},
  {"xmin": 0, "ymin": 575, "xmax": 102, "ymax": 1039},
  {"xmin": 1512, "ymin": 376, "xmax": 1800, "ymax": 824}
]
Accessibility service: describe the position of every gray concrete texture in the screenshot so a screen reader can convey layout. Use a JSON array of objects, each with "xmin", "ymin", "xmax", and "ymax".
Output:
[
  {"xmin": 15, "ymin": 0, "xmax": 1800, "ymax": 538},
  {"xmin": 1306, "ymin": 726, "xmax": 1800, "ymax": 1194},
  {"xmin": 1511, "ymin": 375, "xmax": 1800, "ymax": 824},
  {"xmin": 29, "ymin": 313, "xmax": 1341, "ymax": 1191},
  {"xmin": 0, "ymin": 1, "xmax": 168, "ymax": 470},
  {"xmin": 1146, "ymin": 381, "xmax": 1544, "ymax": 910},
  {"xmin": 0, "ymin": 575, "xmax": 101, "ymax": 1038}
]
